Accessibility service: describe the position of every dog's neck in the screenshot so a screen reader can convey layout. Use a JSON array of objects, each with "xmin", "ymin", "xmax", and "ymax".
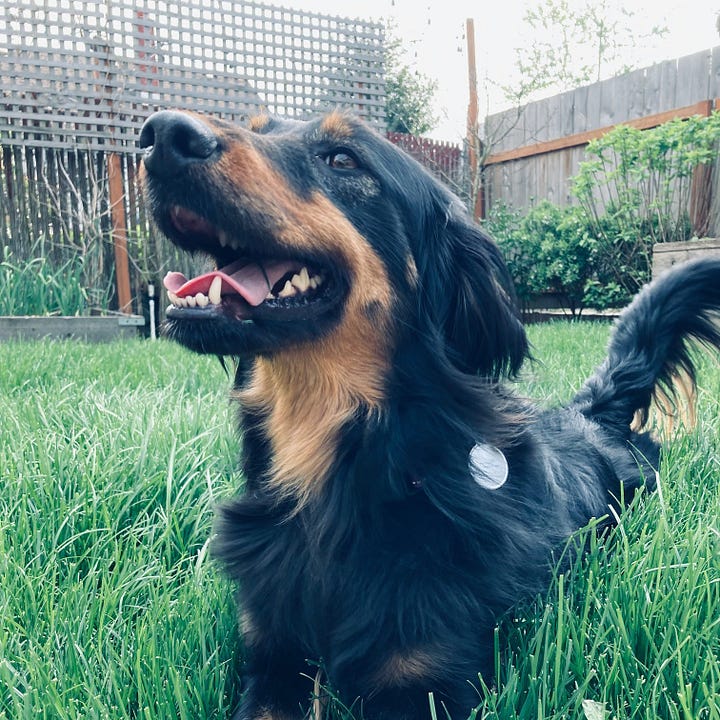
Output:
[{"xmin": 235, "ymin": 321, "xmax": 391, "ymax": 510}]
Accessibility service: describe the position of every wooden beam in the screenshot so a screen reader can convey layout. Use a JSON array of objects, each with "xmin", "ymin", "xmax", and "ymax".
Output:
[
  {"xmin": 107, "ymin": 152, "xmax": 132, "ymax": 314},
  {"xmin": 484, "ymin": 99, "xmax": 716, "ymax": 166},
  {"xmin": 465, "ymin": 18, "xmax": 483, "ymax": 220}
]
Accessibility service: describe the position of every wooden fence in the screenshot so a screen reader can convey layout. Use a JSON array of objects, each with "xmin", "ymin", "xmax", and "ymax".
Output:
[
  {"xmin": 482, "ymin": 45, "xmax": 720, "ymax": 236},
  {"xmin": 386, "ymin": 131, "xmax": 466, "ymax": 201},
  {"xmin": 0, "ymin": 133, "xmax": 464, "ymax": 316},
  {"xmin": 0, "ymin": 1, "xmax": 466, "ymax": 319},
  {"xmin": 0, "ymin": 143, "xmax": 198, "ymax": 312}
]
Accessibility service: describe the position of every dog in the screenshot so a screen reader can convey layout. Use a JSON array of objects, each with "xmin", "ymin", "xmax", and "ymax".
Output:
[{"xmin": 139, "ymin": 108, "xmax": 720, "ymax": 720}]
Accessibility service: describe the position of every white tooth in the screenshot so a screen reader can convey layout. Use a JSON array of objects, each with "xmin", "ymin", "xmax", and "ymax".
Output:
[
  {"xmin": 279, "ymin": 280, "xmax": 296, "ymax": 298},
  {"xmin": 187, "ymin": 295, "xmax": 197, "ymax": 307},
  {"xmin": 208, "ymin": 275, "xmax": 223, "ymax": 305},
  {"xmin": 178, "ymin": 297, "xmax": 188, "ymax": 308},
  {"xmin": 196, "ymin": 292, "xmax": 209, "ymax": 307},
  {"xmin": 168, "ymin": 291, "xmax": 179, "ymax": 304},
  {"xmin": 292, "ymin": 267, "xmax": 310, "ymax": 292},
  {"xmin": 312, "ymin": 274, "xmax": 323, "ymax": 288},
  {"xmin": 265, "ymin": 291, "xmax": 275, "ymax": 300}
]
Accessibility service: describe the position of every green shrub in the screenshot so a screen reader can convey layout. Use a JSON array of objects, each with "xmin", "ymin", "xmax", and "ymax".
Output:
[
  {"xmin": 485, "ymin": 201, "xmax": 602, "ymax": 314},
  {"xmin": 482, "ymin": 202, "xmax": 540, "ymax": 306},
  {"xmin": 573, "ymin": 114, "xmax": 720, "ymax": 244},
  {"xmin": 569, "ymin": 113, "xmax": 720, "ymax": 300},
  {"xmin": 523, "ymin": 202, "xmax": 597, "ymax": 314}
]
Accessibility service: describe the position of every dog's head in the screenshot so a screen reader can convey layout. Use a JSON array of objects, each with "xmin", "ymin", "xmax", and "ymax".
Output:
[{"xmin": 140, "ymin": 110, "xmax": 527, "ymax": 382}]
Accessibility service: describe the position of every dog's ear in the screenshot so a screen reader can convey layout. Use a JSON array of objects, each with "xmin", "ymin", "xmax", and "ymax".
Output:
[{"xmin": 416, "ymin": 215, "xmax": 528, "ymax": 379}]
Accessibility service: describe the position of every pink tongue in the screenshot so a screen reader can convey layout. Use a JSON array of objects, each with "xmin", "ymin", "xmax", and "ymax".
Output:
[{"xmin": 163, "ymin": 260, "xmax": 300, "ymax": 307}]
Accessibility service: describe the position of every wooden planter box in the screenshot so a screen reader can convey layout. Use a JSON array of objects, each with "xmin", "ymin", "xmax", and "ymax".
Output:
[
  {"xmin": 0, "ymin": 315, "xmax": 145, "ymax": 342},
  {"xmin": 652, "ymin": 238, "xmax": 720, "ymax": 278}
]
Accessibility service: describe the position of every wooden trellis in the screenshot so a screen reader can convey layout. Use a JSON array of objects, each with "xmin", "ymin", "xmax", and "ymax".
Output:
[{"xmin": 1, "ymin": 0, "xmax": 387, "ymax": 152}]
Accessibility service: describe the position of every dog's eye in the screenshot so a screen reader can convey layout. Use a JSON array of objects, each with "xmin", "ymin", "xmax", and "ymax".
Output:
[{"xmin": 323, "ymin": 151, "xmax": 358, "ymax": 171}]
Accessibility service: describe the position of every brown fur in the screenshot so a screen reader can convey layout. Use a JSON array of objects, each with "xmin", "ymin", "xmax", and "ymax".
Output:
[
  {"xmin": 319, "ymin": 110, "xmax": 354, "ymax": 139},
  {"xmin": 248, "ymin": 114, "xmax": 271, "ymax": 133},
  {"xmin": 373, "ymin": 649, "xmax": 442, "ymax": 689},
  {"xmin": 236, "ymin": 309, "xmax": 390, "ymax": 510}
]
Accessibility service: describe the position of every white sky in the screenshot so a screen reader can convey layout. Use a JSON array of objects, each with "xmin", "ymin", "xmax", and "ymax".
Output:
[{"xmin": 273, "ymin": 0, "xmax": 720, "ymax": 141}]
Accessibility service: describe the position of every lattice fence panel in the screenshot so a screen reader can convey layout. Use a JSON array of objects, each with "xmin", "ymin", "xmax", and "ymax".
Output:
[{"xmin": 1, "ymin": 0, "xmax": 386, "ymax": 152}]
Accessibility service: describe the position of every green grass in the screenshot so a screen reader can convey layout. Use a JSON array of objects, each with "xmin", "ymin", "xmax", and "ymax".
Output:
[
  {"xmin": 0, "ymin": 340, "xmax": 243, "ymax": 719},
  {"xmin": 0, "ymin": 245, "xmax": 112, "ymax": 316},
  {"xmin": 0, "ymin": 324, "xmax": 718, "ymax": 719}
]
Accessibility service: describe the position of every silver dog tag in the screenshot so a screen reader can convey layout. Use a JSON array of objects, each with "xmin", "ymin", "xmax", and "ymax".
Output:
[{"xmin": 469, "ymin": 443, "xmax": 509, "ymax": 490}]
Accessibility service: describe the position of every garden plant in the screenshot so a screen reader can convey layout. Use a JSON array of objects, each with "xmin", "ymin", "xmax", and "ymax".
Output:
[{"xmin": 486, "ymin": 112, "xmax": 720, "ymax": 313}]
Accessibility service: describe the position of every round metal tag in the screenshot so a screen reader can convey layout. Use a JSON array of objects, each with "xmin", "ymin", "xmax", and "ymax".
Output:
[{"xmin": 469, "ymin": 443, "xmax": 509, "ymax": 490}]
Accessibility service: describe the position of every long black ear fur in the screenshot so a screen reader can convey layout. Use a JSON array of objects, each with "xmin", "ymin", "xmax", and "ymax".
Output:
[{"xmin": 416, "ymin": 215, "xmax": 528, "ymax": 379}]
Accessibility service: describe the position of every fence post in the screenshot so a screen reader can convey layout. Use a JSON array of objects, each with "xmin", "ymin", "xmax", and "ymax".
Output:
[
  {"xmin": 465, "ymin": 18, "xmax": 484, "ymax": 221},
  {"xmin": 107, "ymin": 153, "xmax": 132, "ymax": 314}
]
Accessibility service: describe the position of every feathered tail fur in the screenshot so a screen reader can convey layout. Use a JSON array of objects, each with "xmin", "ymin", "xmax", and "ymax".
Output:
[{"xmin": 571, "ymin": 257, "xmax": 720, "ymax": 435}]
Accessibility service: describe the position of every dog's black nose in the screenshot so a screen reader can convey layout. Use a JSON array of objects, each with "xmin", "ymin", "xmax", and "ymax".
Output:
[{"xmin": 139, "ymin": 111, "xmax": 218, "ymax": 177}]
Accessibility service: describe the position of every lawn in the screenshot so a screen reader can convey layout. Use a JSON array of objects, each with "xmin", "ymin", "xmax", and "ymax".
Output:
[{"xmin": 0, "ymin": 323, "xmax": 718, "ymax": 719}]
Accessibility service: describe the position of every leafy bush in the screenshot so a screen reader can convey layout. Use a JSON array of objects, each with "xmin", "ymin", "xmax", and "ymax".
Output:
[
  {"xmin": 573, "ymin": 113, "xmax": 720, "ymax": 243},
  {"xmin": 485, "ymin": 201, "xmax": 602, "ymax": 314},
  {"xmin": 570, "ymin": 113, "xmax": 720, "ymax": 300},
  {"xmin": 521, "ymin": 202, "xmax": 597, "ymax": 314},
  {"xmin": 482, "ymin": 202, "xmax": 538, "ymax": 305}
]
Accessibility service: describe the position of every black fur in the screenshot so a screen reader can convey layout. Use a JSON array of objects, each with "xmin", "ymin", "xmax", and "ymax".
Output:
[{"xmin": 139, "ymin": 109, "xmax": 720, "ymax": 720}]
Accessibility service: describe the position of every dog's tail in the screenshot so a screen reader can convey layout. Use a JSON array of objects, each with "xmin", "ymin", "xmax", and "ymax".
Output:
[{"xmin": 570, "ymin": 258, "xmax": 720, "ymax": 436}]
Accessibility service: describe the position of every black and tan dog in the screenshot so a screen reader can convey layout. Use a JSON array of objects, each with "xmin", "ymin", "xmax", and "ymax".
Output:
[{"xmin": 139, "ymin": 109, "xmax": 720, "ymax": 719}]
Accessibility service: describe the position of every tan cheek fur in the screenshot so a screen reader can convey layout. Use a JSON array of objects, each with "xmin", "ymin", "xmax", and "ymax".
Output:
[{"xmin": 216, "ymin": 143, "xmax": 394, "ymax": 509}]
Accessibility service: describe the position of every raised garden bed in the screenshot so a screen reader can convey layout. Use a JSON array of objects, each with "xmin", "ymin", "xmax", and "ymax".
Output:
[
  {"xmin": 0, "ymin": 315, "xmax": 145, "ymax": 342},
  {"xmin": 653, "ymin": 238, "xmax": 720, "ymax": 278}
]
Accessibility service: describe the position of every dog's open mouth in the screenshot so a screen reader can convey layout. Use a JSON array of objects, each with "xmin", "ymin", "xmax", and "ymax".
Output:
[{"xmin": 162, "ymin": 206, "xmax": 337, "ymax": 323}]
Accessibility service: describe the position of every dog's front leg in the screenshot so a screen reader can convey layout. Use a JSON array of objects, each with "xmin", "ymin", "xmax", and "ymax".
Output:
[
  {"xmin": 330, "ymin": 676, "xmax": 481, "ymax": 720},
  {"xmin": 232, "ymin": 644, "xmax": 315, "ymax": 720},
  {"xmin": 329, "ymin": 645, "xmax": 490, "ymax": 720}
]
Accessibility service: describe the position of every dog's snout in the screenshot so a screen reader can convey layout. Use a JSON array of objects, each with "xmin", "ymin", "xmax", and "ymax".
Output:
[{"xmin": 139, "ymin": 111, "xmax": 218, "ymax": 177}]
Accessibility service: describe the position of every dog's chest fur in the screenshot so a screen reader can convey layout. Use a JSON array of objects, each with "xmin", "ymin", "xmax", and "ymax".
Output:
[{"xmin": 218, "ymin": 467, "xmax": 471, "ymax": 659}]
